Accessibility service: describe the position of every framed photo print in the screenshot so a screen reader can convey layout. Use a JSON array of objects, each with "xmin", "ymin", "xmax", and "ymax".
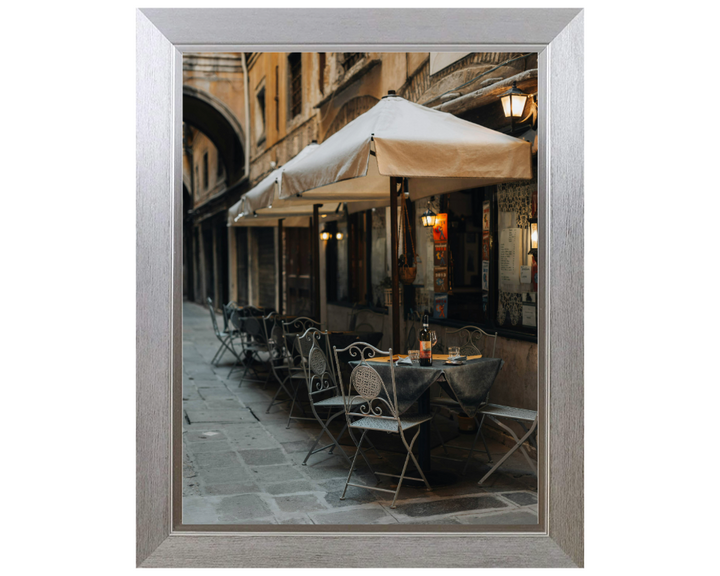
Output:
[{"xmin": 137, "ymin": 8, "xmax": 583, "ymax": 568}]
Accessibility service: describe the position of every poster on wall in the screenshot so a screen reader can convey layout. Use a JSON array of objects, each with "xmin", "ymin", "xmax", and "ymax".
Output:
[
  {"xmin": 434, "ymin": 243, "xmax": 448, "ymax": 267},
  {"xmin": 482, "ymin": 260, "xmax": 489, "ymax": 291},
  {"xmin": 482, "ymin": 232, "xmax": 491, "ymax": 261},
  {"xmin": 483, "ymin": 201, "xmax": 491, "ymax": 231},
  {"xmin": 434, "ymin": 293, "xmax": 448, "ymax": 319},
  {"xmin": 433, "ymin": 268, "xmax": 449, "ymax": 293},
  {"xmin": 432, "ymin": 213, "xmax": 448, "ymax": 243},
  {"xmin": 499, "ymin": 228, "xmax": 522, "ymax": 290}
]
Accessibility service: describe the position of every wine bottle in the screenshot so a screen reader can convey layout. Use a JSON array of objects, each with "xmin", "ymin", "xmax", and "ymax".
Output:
[{"xmin": 419, "ymin": 314, "xmax": 432, "ymax": 366}]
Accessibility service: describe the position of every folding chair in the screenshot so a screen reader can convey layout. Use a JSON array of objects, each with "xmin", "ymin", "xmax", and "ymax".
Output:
[
  {"xmin": 263, "ymin": 316, "xmax": 309, "ymax": 414},
  {"xmin": 227, "ymin": 310, "xmax": 272, "ymax": 385},
  {"xmin": 207, "ymin": 297, "xmax": 240, "ymax": 366},
  {"xmin": 476, "ymin": 404, "xmax": 537, "ymax": 486},
  {"xmin": 430, "ymin": 326, "xmax": 499, "ymax": 474},
  {"xmin": 333, "ymin": 342, "xmax": 432, "ymax": 509},
  {"xmin": 271, "ymin": 317, "xmax": 321, "ymax": 424},
  {"xmin": 297, "ymin": 329, "xmax": 353, "ymax": 466}
]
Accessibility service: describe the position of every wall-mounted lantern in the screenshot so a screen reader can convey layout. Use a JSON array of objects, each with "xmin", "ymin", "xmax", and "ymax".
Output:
[
  {"xmin": 320, "ymin": 228, "xmax": 331, "ymax": 241},
  {"xmin": 335, "ymin": 232, "xmax": 344, "ymax": 241},
  {"xmin": 421, "ymin": 201, "xmax": 437, "ymax": 228},
  {"xmin": 500, "ymin": 81, "xmax": 529, "ymax": 119}
]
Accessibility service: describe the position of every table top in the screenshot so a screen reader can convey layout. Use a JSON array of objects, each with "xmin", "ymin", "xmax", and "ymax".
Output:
[{"xmin": 349, "ymin": 356, "xmax": 504, "ymax": 418}]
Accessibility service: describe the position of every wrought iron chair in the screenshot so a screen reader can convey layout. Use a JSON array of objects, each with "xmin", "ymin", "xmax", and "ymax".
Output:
[
  {"xmin": 430, "ymin": 326, "xmax": 499, "ymax": 474},
  {"xmin": 476, "ymin": 404, "xmax": 537, "ymax": 486},
  {"xmin": 333, "ymin": 342, "xmax": 432, "ymax": 509},
  {"xmin": 227, "ymin": 310, "xmax": 272, "ymax": 385},
  {"xmin": 207, "ymin": 297, "xmax": 241, "ymax": 366},
  {"xmin": 262, "ymin": 316, "xmax": 309, "ymax": 415},
  {"xmin": 296, "ymin": 329, "xmax": 354, "ymax": 466},
  {"xmin": 268, "ymin": 317, "xmax": 321, "ymax": 421}
]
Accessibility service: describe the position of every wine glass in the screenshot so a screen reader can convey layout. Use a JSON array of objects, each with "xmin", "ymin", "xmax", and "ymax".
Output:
[{"xmin": 430, "ymin": 330, "xmax": 438, "ymax": 349}]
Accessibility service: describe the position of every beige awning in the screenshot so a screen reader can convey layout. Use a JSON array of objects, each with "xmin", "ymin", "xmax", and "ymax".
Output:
[{"xmin": 280, "ymin": 95, "xmax": 532, "ymax": 202}]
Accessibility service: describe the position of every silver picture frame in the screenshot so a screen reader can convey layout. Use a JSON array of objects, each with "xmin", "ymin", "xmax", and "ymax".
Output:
[{"xmin": 137, "ymin": 8, "xmax": 583, "ymax": 568}]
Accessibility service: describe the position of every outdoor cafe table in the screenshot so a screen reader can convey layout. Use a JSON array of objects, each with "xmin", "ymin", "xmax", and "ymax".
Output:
[{"xmin": 351, "ymin": 356, "xmax": 504, "ymax": 483}]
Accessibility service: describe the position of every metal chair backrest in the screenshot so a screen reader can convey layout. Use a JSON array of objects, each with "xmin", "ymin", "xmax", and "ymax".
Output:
[
  {"xmin": 332, "ymin": 343, "xmax": 400, "ymax": 427},
  {"xmin": 207, "ymin": 297, "xmax": 222, "ymax": 336},
  {"xmin": 262, "ymin": 313, "xmax": 284, "ymax": 356},
  {"xmin": 282, "ymin": 317, "xmax": 321, "ymax": 361},
  {"xmin": 222, "ymin": 301, "xmax": 239, "ymax": 332},
  {"xmin": 447, "ymin": 326, "xmax": 498, "ymax": 358},
  {"xmin": 242, "ymin": 313, "xmax": 266, "ymax": 343},
  {"xmin": 296, "ymin": 328, "xmax": 338, "ymax": 399}
]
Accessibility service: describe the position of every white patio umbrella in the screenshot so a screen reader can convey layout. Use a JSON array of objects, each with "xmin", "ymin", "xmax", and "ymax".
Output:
[
  {"xmin": 280, "ymin": 94, "xmax": 532, "ymax": 202},
  {"xmin": 279, "ymin": 94, "xmax": 533, "ymax": 350}
]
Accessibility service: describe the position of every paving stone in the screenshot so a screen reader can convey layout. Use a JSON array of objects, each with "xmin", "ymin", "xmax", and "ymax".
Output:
[
  {"xmin": 185, "ymin": 440, "xmax": 234, "ymax": 454},
  {"xmin": 299, "ymin": 462, "xmax": 351, "ymax": 481},
  {"xmin": 198, "ymin": 466, "xmax": 253, "ymax": 486},
  {"xmin": 501, "ymin": 491, "xmax": 537, "ymax": 506},
  {"xmin": 260, "ymin": 423, "xmax": 314, "ymax": 443},
  {"xmin": 202, "ymin": 481, "xmax": 261, "ymax": 496},
  {"xmin": 223, "ymin": 425, "xmax": 281, "ymax": 450},
  {"xmin": 457, "ymin": 510, "xmax": 538, "ymax": 525},
  {"xmin": 216, "ymin": 494, "xmax": 273, "ymax": 522},
  {"xmin": 322, "ymin": 483, "xmax": 381, "ymax": 508},
  {"xmin": 272, "ymin": 494, "xmax": 326, "ymax": 514},
  {"xmin": 182, "ymin": 497, "xmax": 219, "ymax": 524},
  {"xmin": 411, "ymin": 517, "xmax": 464, "ymax": 525},
  {"xmin": 310, "ymin": 507, "xmax": 397, "ymax": 525},
  {"xmin": 196, "ymin": 388, "xmax": 238, "ymax": 401},
  {"xmin": 264, "ymin": 480, "xmax": 317, "ymax": 495},
  {"xmin": 238, "ymin": 448, "xmax": 289, "ymax": 466},
  {"xmin": 185, "ymin": 410, "xmax": 250, "ymax": 424},
  {"xmin": 183, "ymin": 400, "xmax": 207, "ymax": 412},
  {"xmin": 205, "ymin": 399, "xmax": 244, "ymax": 410},
  {"xmin": 280, "ymin": 440, "xmax": 316, "ymax": 454},
  {"xmin": 248, "ymin": 465, "xmax": 305, "ymax": 483},
  {"xmin": 184, "ymin": 429, "xmax": 227, "ymax": 443},
  {"xmin": 389, "ymin": 495, "xmax": 508, "ymax": 518},
  {"xmin": 194, "ymin": 450, "xmax": 243, "ymax": 469}
]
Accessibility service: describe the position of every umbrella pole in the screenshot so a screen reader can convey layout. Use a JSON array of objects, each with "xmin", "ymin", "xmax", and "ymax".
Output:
[
  {"xmin": 390, "ymin": 177, "xmax": 400, "ymax": 352},
  {"xmin": 313, "ymin": 204, "xmax": 321, "ymax": 322},
  {"xmin": 277, "ymin": 217, "xmax": 284, "ymax": 315}
]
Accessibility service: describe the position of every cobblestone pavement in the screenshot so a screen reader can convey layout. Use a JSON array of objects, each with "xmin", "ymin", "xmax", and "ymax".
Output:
[{"xmin": 183, "ymin": 301, "xmax": 538, "ymax": 526}]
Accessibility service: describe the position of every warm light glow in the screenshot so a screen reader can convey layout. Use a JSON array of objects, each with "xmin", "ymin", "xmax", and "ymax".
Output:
[
  {"xmin": 320, "ymin": 231, "xmax": 331, "ymax": 241},
  {"xmin": 421, "ymin": 205, "xmax": 437, "ymax": 228},
  {"xmin": 321, "ymin": 214, "xmax": 327, "ymax": 218},
  {"xmin": 500, "ymin": 82, "xmax": 529, "ymax": 118},
  {"xmin": 530, "ymin": 223, "xmax": 538, "ymax": 249},
  {"xmin": 335, "ymin": 232, "xmax": 344, "ymax": 240}
]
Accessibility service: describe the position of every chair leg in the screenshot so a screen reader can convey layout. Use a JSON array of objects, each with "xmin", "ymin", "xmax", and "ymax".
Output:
[
  {"xmin": 462, "ymin": 414, "xmax": 493, "ymax": 475},
  {"xmin": 478, "ymin": 418, "xmax": 538, "ymax": 486},
  {"xmin": 303, "ymin": 410, "xmax": 351, "ymax": 467},
  {"xmin": 341, "ymin": 430, "xmax": 367, "ymax": 500}
]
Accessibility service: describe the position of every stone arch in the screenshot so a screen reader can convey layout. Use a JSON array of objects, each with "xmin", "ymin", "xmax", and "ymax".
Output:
[
  {"xmin": 183, "ymin": 86, "xmax": 246, "ymax": 185},
  {"xmin": 323, "ymin": 95, "xmax": 380, "ymax": 141}
]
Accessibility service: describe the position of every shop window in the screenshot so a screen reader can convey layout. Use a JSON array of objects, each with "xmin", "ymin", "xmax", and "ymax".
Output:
[
  {"xmin": 422, "ymin": 177, "xmax": 538, "ymax": 339},
  {"xmin": 288, "ymin": 53, "xmax": 302, "ymax": 119}
]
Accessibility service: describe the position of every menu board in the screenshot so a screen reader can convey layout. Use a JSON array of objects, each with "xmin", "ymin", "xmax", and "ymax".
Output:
[{"xmin": 499, "ymin": 228, "xmax": 522, "ymax": 291}]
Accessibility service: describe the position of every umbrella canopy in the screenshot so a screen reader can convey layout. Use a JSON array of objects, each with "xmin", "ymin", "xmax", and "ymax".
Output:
[
  {"xmin": 227, "ymin": 142, "xmax": 320, "ymax": 223},
  {"xmin": 280, "ymin": 95, "xmax": 532, "ymax": 201}
]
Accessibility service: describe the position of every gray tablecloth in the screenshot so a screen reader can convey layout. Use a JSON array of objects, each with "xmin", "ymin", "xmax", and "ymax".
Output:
[{"xmin": 350, "ymin": 357, "xmax": 504, "ymax": 418}]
